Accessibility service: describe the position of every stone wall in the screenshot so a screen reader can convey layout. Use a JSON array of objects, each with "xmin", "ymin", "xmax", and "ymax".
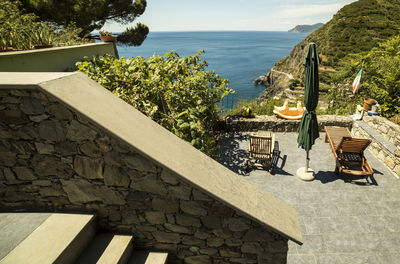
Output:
[
  {"xmin": 0, "ymin": 89, "xmax": 288, "ymax": 263},
  {"xmin": 0, "ymin": 43, "xmax": 117, "ymax": 72},
  {"xmin": 352, "ymin": 116, "xmax": 400, "ymax": 178},
  {"xmin": 222, "ymin": 115, "xmax": 353, "ymax": 132}
]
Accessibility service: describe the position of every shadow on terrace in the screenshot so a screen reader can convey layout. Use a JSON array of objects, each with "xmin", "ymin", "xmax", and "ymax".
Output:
[{"xmin": 216, "ymin": 132, "xmax": 400, "ymax": 264}]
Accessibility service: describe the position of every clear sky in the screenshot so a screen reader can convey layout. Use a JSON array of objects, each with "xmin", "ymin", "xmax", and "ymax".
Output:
[{"xmin": 103, "ymin": 0, "xmax": 356, "ymax": 32}]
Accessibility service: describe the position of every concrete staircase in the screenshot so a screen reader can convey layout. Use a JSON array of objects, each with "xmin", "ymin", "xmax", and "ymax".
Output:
[{"xmin": 0, "ymin": 213, "xmax": 168, "ymax": 264}]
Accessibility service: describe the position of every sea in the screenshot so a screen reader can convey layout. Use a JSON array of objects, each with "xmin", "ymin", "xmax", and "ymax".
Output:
[{"xmin": 116, "ymin": 31, "xmax": 308, "ymax": 109}]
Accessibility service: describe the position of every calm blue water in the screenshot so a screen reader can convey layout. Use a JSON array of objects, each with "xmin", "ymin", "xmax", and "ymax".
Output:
[{"xmin": 117, "ymin": 31, "xmax": 307, "ymax": 108}]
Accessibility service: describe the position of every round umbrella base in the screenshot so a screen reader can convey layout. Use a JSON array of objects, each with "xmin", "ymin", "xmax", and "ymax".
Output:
[{"xmin": 296, "ymin": 167, "xmax": 315, "ymax": 181}]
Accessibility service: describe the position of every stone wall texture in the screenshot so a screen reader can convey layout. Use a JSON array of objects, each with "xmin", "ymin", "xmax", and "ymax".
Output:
[
  {"xmin": 0, "ymin": 89, "xmax": 288, "ymax": 263},
  {"xmin": 222, "ymin": 115, "xmax": 353, "ymax": 133},
  {"xmin": 352, "ymin": 116, "xmax": 400, "ymax": 178}
]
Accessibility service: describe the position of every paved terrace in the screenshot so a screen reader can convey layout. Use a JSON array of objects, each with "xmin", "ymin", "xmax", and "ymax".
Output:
[{"xmin": 217, "ymin": 132, "xmax": 400, "ymax": 264}]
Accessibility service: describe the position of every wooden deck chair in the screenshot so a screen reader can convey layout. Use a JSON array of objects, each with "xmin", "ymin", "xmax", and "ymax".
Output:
[
  {"xmin": 324, "ymin": 126, "xmax": 373, "ymax": 179},
  {"xmin": 248, "ymin": 132, "xmax": 275, "ymax": 172}
]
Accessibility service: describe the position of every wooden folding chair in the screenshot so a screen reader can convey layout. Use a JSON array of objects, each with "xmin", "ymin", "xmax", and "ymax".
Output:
[
  {"xmin": 248, "ymin": 132, "xmax": 275, "ymax": 172},
  {"xmin": 324, "ymin": 126, "xmax": 373, "ymax": 179}
]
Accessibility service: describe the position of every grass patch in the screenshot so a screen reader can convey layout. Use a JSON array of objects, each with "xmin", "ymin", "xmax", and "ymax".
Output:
[
  {"xmin": 223, "ymin": 94, "xmax": 354, "ymax": 117},
  {"xmin": 224, "ymin": 98, "xmax": 299, "ymax": 116}
]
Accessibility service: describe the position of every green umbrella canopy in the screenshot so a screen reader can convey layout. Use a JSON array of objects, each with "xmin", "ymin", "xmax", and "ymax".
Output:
[{"xmin": 297, "ymin": 43, "xmax": 320, "ymax": 152}]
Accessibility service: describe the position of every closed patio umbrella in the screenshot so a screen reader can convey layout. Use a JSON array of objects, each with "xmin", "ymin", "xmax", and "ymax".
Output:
[{"xmin": 297, "ymin": 42, "xmax": 320, "ymax": 181}]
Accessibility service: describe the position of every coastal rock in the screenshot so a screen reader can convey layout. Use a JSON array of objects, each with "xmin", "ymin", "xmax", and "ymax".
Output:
[{"xmin": 253, "ymin": 75, "xmax": 269, "ymax": 86}]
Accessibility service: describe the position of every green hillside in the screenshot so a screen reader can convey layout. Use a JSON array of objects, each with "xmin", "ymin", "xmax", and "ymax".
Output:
[{"xmin": 274, "ymin": 0, "xmax": 400, "ymax": 77}]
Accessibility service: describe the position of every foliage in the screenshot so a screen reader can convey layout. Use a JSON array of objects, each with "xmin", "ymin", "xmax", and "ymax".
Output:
[
  {"xmin": 319, "ymin": 83, "xmax": 331, "ymax": 94},
  {"xmin": 76, "ymin": 51, "xmax": 234, "ymax": 155},
  {"xmin": 275, "ymin": 0, "xmax": 400, "ymax": 81},
  {"xmin": 225, "ymin": 98, "xmax": 288, "ymax": 116},
  {"xmin": 329, "ymin": 35, "xmax": 400, "ymax": 117},
  {"xmin": 311, "ymin": 0, "xmax": 400, "ymax": 67},
  {"xmin": 289, "ymin": 79, "xmax": 301, "ymax": 89},
  {"xmin": 118, "ymin": 23, "xmax": 149, "ymax": 47},
  {"xmin": 51, "ymin": 23, "xmax": 90, "ymax": 47},
  {"xmin": 390, "ymin": 114, "xmax": 400, "ymax": 125},
  {"xmin": 0, "ymin": 1, "xmax": 89, "ymax": 51},
  {"xmin": 20, "ymin": 0, "xmax": 149, "ymax": 46},
  {"xmin": 0, "ymin": 0, "xmax": 37, "ymax": 50},
  {"xmin": 324, "ymin": 85, "xmax": 358, "ymax": 116}
]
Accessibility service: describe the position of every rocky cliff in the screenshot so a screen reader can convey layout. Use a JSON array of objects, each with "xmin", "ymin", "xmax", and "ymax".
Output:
[{"xmin": 263, "ymin": 0, "xmax": 400, "ymax": 97}]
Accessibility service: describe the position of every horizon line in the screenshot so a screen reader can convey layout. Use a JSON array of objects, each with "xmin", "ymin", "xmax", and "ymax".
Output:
[{"xmin": 101, "ymin": 30, "xmax": 309, "ymax": 34}]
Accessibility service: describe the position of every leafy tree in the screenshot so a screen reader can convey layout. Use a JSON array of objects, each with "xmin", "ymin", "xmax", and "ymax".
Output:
[
  {"xmin": 329, "ymin": 35, "xmax": 400, "ymax": 117},
  {"xmin": 19, "ymin": 0, "xmax": 149, "ymax": 46},
  {"xmin": 76, "ymin": 51, "xmax": 234, "ymax": 155},
  {"xmin": 0, "ymin": 1, "xmax": 88, "ymax": 50}
]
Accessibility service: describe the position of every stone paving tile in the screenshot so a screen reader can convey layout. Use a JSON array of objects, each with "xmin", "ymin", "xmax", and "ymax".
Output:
[
  {"xmin": 311, "ymin": 204, "xmax": 340, "ymax": 217},
  {"xmin": 375, "ymin": 253, "xmax": 400, "ymax": 263},
  {"xmin": 366, "ymin": 189, "xmax": 394, "ymax": 202},
  {"xmin": 357, "ymin": 215, "xmax": 390, "ymax": 233},
  {"xmin": 314, "ymin": 254, "xmax": 343, "ymax": 264},
  {"xmin": 315, "ymin": 191, "xmax": 344, "ymax": 205},
  {"xmin": 339, "ymin": 253, "xmax": 379, "ymax": 264},
  {"xmin": 336, "ymin": 202, "xmax": 368, "ymax": 216},
  {"xmin": 287, "ymin": 254, "xmax": 317, "ymax": 264},
  {"xmin": 377, "ymin": 232, "xmax": 400, "ymax": 252},
  {"xmin": 365, "ymin": 201, "xmax": 393, "ymax": 215},
  {"xmin": 287, "ymin": 240, "xmax": 298, "ymax": 254},
  {"xmin": 298, "ymin": 217, "xmax": 307, "ymax": 234},
  {"xmin": 295, "ymin": 235, "xmax": 326, "ymax": 254},
  {"xmin": 324, "ymin": 233, "xmax": 360, "ymax": 253},
  {"xmin": 294, "ymin": 204, "xmax": 316, "ymax": 217},
  {"xmin": 382, "ymin": 215, "xmax": 400, "ymax": 232},
  {"xmin": 342, "ymin": 190, "xmax": 371, "ymax": 203},
  {"xmin": 330, "ymin": 216, "xmax": 364, "ymax": 233},
  {"xmin": 353, "ymin": 233, "xmax": 383, "ymax": 252},
  {"xmin": 217, "ymin": 132, "xmax": 400, "ymax": 263},
  {"xmin": 385, "ymin": 201, "xmax": 400, "ymax": 214},
  {"xmin": 302, "ymin": 217, "xmax": 337, "ymax": 235}
]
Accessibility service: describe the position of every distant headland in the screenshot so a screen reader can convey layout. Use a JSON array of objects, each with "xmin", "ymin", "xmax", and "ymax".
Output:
[{"xmin": 288, "ymin": 23, "xmax": 324, "ymax": 33}]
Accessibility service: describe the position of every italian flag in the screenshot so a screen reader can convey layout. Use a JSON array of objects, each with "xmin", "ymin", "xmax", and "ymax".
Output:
[{"xmin": 352, "ymin": 68, "xmax": 363, "ymax": 94}]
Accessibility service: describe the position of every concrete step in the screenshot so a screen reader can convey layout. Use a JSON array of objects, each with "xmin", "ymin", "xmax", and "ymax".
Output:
[
  {"xmin": 0, "ymin": 213, "xmax": 96, "ymax": 264},
  {"xmin": 76, "ymin": 233, "xmax": 133, "ymax": 264},
  {"xmin": 128, "ymin": 250, "xmax": 168, "ymax": 264}
]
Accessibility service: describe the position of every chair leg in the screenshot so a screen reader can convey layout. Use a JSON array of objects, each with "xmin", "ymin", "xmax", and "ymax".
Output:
[{"xmin": 246, "ymin": 160, "xmax": 252, "ymax": 173}]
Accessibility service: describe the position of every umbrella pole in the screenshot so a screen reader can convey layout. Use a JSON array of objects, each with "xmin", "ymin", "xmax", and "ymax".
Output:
[{"xmin": 306, "ymin": 151, "xmax": 309, "ymax": 172}]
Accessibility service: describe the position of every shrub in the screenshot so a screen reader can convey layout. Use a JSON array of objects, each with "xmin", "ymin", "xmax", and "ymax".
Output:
[
  {"xmin": 331, "ymin": 35, "xmax": 400, "ymax": 117},
  {"xmin": 289, "ymin": 79, "xmax": 301, "ymax": 90},
  {"xmin": 390, "ymin": 114, "xmax": 400, "ymax": 125},
  {"xmin": 225, "ymin": 98, "xmax": 288, "ymax": 116},
  {"xmin": 76, "ymin": 51, "xmax": 234, "ymax": 155},
  {"xmin": 0, "ymin": 1, "xmax": 89, "ymax": 51}
]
